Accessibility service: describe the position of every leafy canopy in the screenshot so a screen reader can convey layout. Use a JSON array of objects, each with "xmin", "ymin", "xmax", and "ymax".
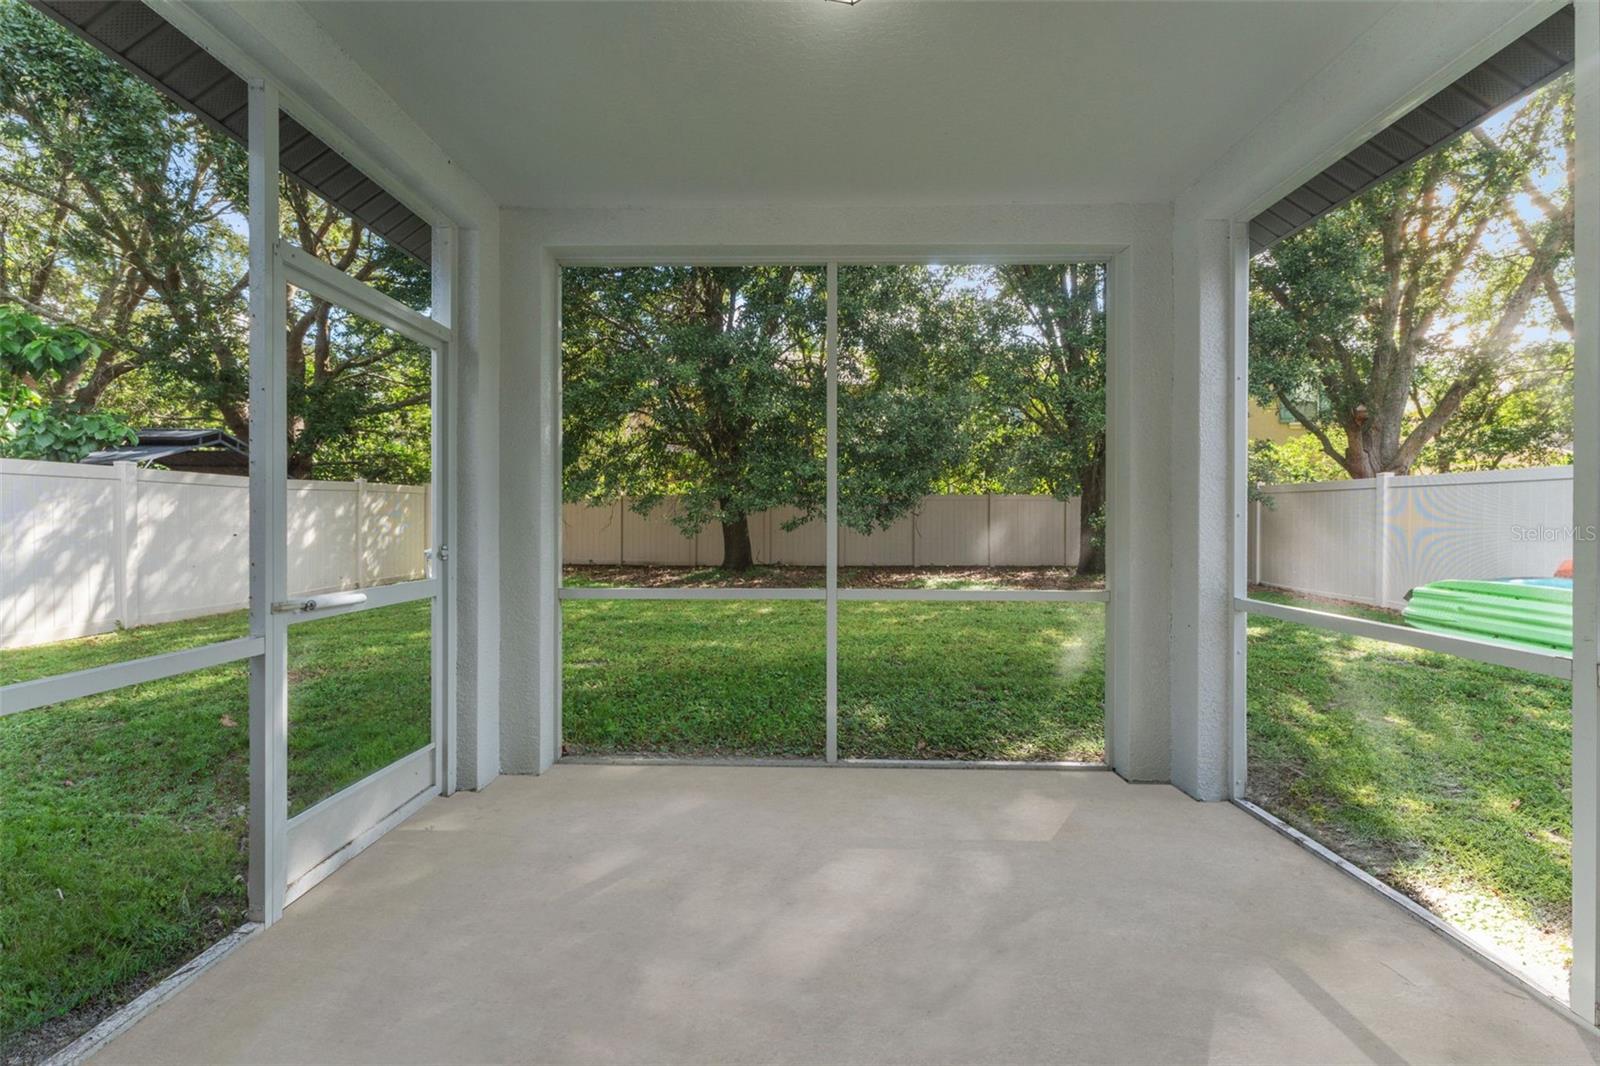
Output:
[
  {"xmin": 0, "ymin": 0, "xmax": 431, "ymax": 481},
  {"xmin": 0, "ymin": 303, "xmax": 133, "ymax": 460},
  {"xmin": 1250, "ymin": 76, "xmax": 1574, "ymax": 479},
  {"xmin": 562, "ymin": 263, "xmax": 1111, "ymax": 571}
]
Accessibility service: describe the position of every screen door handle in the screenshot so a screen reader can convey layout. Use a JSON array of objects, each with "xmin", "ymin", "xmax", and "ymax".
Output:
[{"xmin": 271, "ymin": 591, "xmax": 369, "ymax": 614}]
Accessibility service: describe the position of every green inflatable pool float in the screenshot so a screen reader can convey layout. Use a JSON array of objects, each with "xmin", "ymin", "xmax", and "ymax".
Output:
[{"xmin": 1403, "ymin": 578, "xmax": 1573, "ymax": 653}]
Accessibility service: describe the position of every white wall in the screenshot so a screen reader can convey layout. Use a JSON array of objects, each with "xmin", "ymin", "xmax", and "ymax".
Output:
[
  {"xmin": 1, "ymin": 459, "xmax": 428, "ymax": 649},
  {"xmin": 500, "ymin": 202, "xmax": 1175, "ymax": 780}
]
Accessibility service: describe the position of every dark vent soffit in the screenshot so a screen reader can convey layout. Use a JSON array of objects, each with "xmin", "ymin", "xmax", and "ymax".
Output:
[
  {"xmin": 29, "ymin": 0, "xmax": 432, "ymax": 265},
  {"xmin": 1250, "ymin": 4, "xmax": 1575, "ymax": 256}
]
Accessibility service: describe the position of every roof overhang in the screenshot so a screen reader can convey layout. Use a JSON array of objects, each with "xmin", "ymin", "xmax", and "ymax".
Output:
[
  {"xmin": 1249, "ymin": 4, "xmax": 1575, "ymax": 254},
  {"xmin": 29, "ymin": 0, "xmax": 432, "ymax": 264}
]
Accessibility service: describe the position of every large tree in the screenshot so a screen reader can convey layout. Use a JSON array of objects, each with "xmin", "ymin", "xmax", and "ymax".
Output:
[
  {"xmin": 563, "ymin": 263, "xmax": 1112, "ymax": 574},
  {"xmin": 1250, "ymin": 78, "xmax": 1573, "ymax": 479},
  {"xmin": 972, "ymin": 263, "xmax": 1107, "ymax": 573},
  {"xmin": 563, "ymin": 265, "xmax": 997, "ymax": 571},
  {"xmin": 836, "ymin": 265, "xmax": 987, "ymax": 534},
  {"xmin": 562, "ymin": 266, "xmax": 827, "ymax": 570},
  {"xmin": 0, "ymin": 0, "xmax": 431, "ymax": 482}
]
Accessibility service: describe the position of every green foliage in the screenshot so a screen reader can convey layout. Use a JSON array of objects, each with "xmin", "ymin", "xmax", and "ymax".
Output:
[
  {"xmin": 967, "ymin": 264, "xmax": 1106, "ymax": 500},
  {"xmin": 837, "ymin": 265, "xmax": 984, "ymax": 530},
  {"xmin": 0, "ymin": 0, "xmax": 431, "ymax": 483},
  {"xmin": 0, "ymin": 304, "xmax": 134, "ymax": 460},
  {"xmin": 562, "ymin": 263, "xmax": 1109, "ymax": 571},
  {"xmin": 1417, "ymin": 340, "xmax": 1574, "ymax": 472},
  {"xmin": 1248, "ymin": 435, "xmax": 1347, "ymax": 503},
  {"xmin": 562, "ymin": 266, "xmax": 825, "ymax": 541},
  {"xmin": 1250, "ymin": 77, "xmax": 1574, "ymax": 478}
]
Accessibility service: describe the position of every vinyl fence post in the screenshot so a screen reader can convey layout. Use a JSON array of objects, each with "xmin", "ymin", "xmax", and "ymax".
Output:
[
  {"xmin": 355, "ymin": 478, "xmax": 367, "ymax": 588},
  {"xmin": 1249, "ymin": 495, "xmax": 1261, "ymax": 587},
  {"xmin": 1375, "ymin": 472, "xmax": 1394, "ymax": 607},
  {"xmin": 113, "ymin": 461, "xmax": 138, "ymax": 628}
]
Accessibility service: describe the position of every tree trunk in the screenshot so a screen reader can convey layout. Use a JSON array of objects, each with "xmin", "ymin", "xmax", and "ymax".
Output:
[
  {"xmin": 721, "ymin": 513, "xmax": 754, "ymax": 571},
  {"xmin": 1075, "ymin": 457, "xmax": 1106, "ymax": 576}
]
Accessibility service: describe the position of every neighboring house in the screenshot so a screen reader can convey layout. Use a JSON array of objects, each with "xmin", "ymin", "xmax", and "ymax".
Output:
[
  {"xmin": 81, "ymin": 428, "xmax": 249, "ymax": 476},
  {"xmin": 1248, "ymin": 398, "xmax": 1307, "ymax": 444}
]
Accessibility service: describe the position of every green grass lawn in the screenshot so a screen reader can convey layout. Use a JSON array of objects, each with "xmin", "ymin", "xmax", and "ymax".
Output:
[
  {"xmin": 837, "ymin": 602, "xmax": 1104, "ymax": 760},
  {"xmin": 0, "ymin": 592, "xmax": 1575, "ymax": 1051},
  {"xmin": 0, "ymin": 602, "xmax": 432, "ymax": 1054},
  {"xmin": 561, "ymin": 600, "xmax": 827, "ymax": 756},
  {"xmin": 1246, "ymin": 607, "xmax": 1572, "ymax": 981},
  {"xmin": 559, "ymin": 600, "xmax": 1106, "ymax": 760}
]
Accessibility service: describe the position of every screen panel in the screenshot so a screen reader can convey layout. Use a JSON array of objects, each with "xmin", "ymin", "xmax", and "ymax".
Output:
[
  {"xmin": 562, "ymin": 599, "xmax": 825, "ymax": 758},
  {"xmin": 561, "ymin": 265, "xmax": 827, "ymax": 590},
  {"xmin": 836, "ymin": 264, "xmax": 1107, "ymax": 593},
  {"xmin": 1247, "ymin": 614, "xmax": 1571, "ymax": 991},
  {"xmin": 286, "ymin": 600, "xmax": 432, "ymax": 816},
  {"xmin": 837, "ymin": 601, "xmax": 1105, "ymax": 762}
]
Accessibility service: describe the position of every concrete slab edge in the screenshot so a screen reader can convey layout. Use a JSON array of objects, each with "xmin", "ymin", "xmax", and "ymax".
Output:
[
  {"xmin": 558, "ymin": 755, "xmax": 1109, "ymax": 771},
  {"xmin": 42, "ymin": 923, "xmax": 261, "ymax": 1066},
  {"xmin": 1232, "ymin": 797, "xmax": 1594, "ymax": 1035}
]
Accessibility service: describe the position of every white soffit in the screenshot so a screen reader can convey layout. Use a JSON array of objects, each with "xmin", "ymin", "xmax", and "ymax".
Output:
[{"xmin": 298, "ymin": 1, "xmax": 1541, "ymax": 211}]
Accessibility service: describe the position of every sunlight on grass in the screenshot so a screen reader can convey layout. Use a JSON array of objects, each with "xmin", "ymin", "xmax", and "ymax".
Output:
[
  {"xmin": 837, "ymin": 602, "xmax": 1105, "ymax": 761},
  {"xmin": 1246, "ymin": 614, "xmax": 1572, "ymax": 990}
]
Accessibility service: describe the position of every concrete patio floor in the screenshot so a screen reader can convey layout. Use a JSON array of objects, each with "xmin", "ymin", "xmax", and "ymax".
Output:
[{"xmin": 94, "ymin": 765, "xmax": 1599, "ymax": 1065}]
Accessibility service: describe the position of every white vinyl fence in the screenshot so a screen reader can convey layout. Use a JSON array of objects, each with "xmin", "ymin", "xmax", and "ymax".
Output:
[
  {"xmin": 1250, "ymin": 466, "xmax": 1577, "ymax": 610},
  {"xmin": 563, "ymin": 494, "xmax": 1084, "ymax": 568},
  {"xmin": 1, "ymin": 458, "xmax": 429, "ymax": 649}
]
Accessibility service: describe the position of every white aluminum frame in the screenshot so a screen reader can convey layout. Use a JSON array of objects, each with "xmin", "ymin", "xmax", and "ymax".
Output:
[
  {"xmin": 1237, "ymin": 596, "xmax": 1574, "ymax": 681},
  {"xmin": 0, "ymin": 65, "xmax": 461, "ymax": 930},
  {"xmin": 0, "ymin": 637, "xmax": 265, "ymax": 718},
  {"xmin": 553, "ymin": 253, "xmax": 1120, "ymax": 768},
  {"xmin": 1225, "ymin": 8, "xmax": 1600, "ymax": 1021},
  {"xmin": 1570, "ymin": 0, "xmax": 1600, "ymax": 1024},
  {"xmin": 271, "ymin": 223, "xmax": 453, "ymax": 917}
]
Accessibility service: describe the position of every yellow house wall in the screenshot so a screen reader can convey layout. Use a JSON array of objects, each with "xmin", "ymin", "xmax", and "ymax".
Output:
[{"xmin": 1248, "ymin": 398, "xmax": 1306, "ymax": 443}]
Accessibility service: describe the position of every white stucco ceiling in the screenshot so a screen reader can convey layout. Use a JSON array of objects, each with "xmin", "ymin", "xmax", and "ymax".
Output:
[{"xmin": 297, "ymin": 0, "xmax": 1522, "ymax": 209}]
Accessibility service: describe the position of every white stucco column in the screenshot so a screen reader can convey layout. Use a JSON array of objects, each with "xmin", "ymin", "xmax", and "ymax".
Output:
[
  {"xmin": 498, "ymin": 214, "xmax": 561, "ymax": 774},
  {"xmin": 445, "ymin": 223, "xmax": 505, "ymax": 790},
  {"xmin": 1166, "ymin": 216, "xmax": 1239, "ymax": 800}
]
